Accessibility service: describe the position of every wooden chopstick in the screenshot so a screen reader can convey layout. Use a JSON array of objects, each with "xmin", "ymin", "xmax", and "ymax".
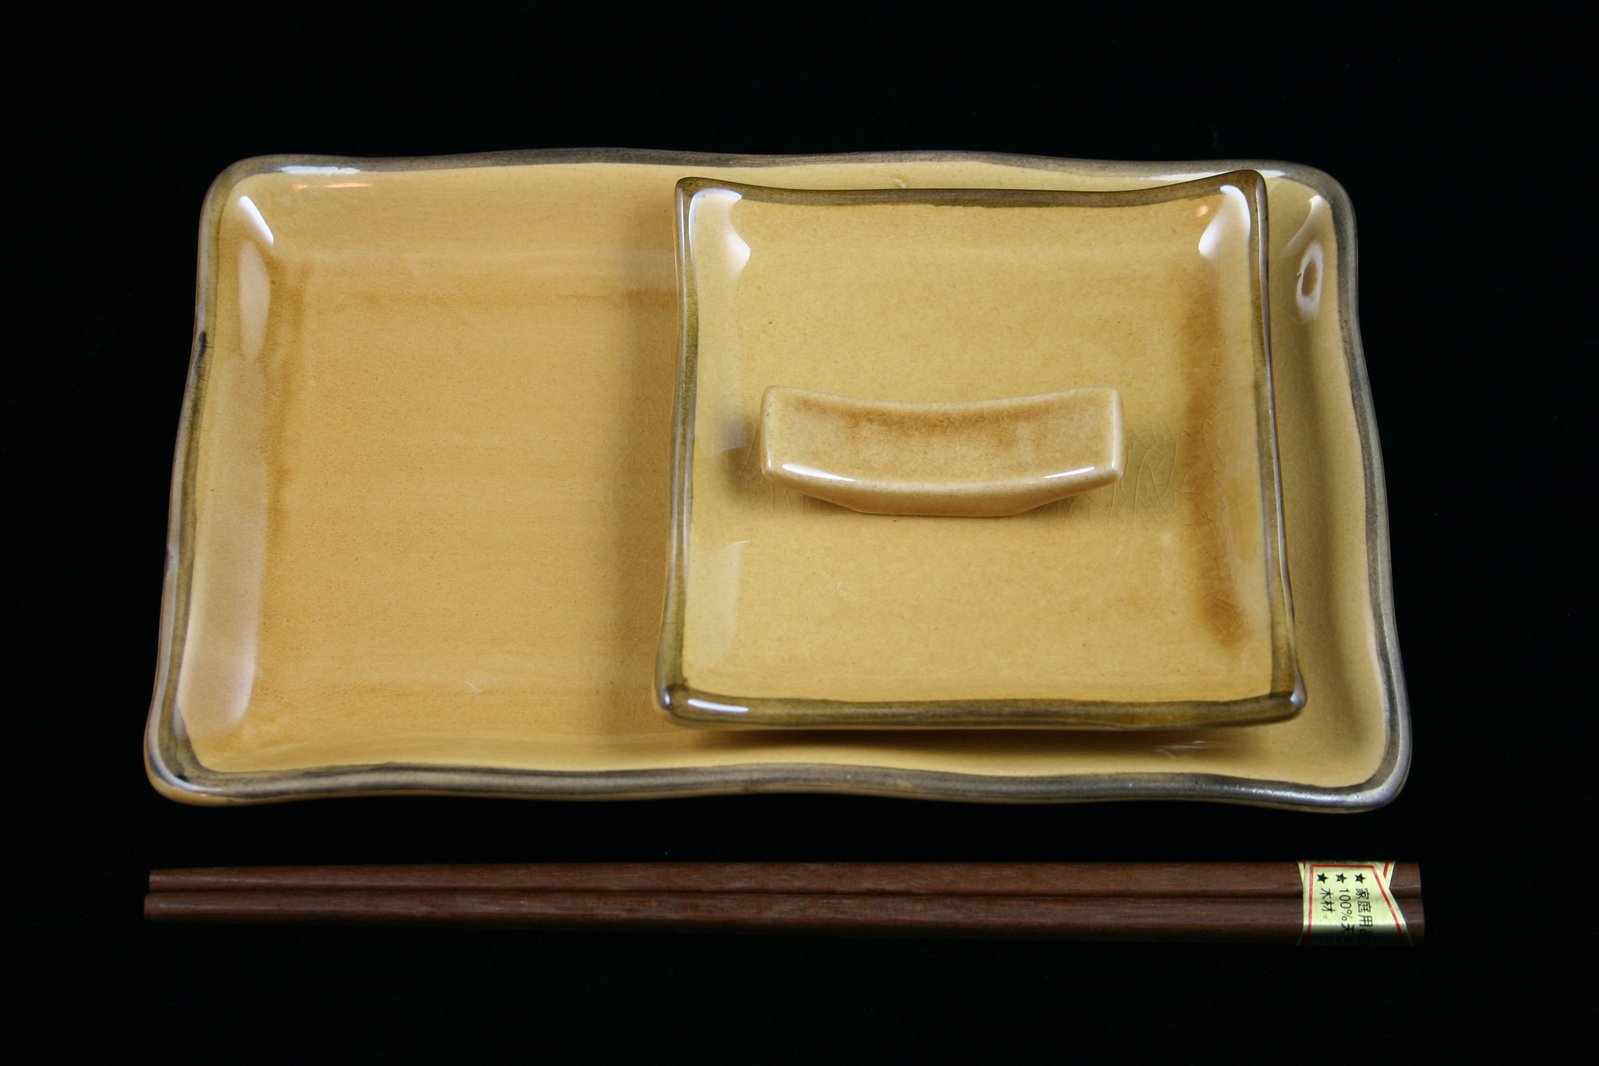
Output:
[
  {"xmin": 149, "ymin": 861, "xmax": 1422, "ymax": 898},
  {"xmin": 145, "ymin": 888, "xmax": 1337, "ymax": 942},
  {"xmin": 145, "ymin": 863, "xmax": 1423, "ymax": 944}
]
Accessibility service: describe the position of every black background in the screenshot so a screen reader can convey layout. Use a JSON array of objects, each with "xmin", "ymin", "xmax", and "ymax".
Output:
[{"xmin": 11, "ymin": 5, "xmax": 1585, "ymax": 1058}]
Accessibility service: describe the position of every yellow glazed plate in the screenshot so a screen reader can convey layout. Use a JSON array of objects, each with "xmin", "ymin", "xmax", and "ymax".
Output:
[
  {"xmin": 661, "ymin": 174, "xmax": 1302, "ymax": 728},
  {"xmin": 146, "ymin": 150, "xmax": 1408, "ymax": 808}
]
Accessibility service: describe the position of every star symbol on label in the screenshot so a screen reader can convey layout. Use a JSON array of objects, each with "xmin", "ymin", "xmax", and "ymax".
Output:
[
  {"xmin": 1355, "ymin": 874, "xmax": 1365, "ymax": 883},
  {"xmin": 1336, "ymin": 873, "xmax": 1346, "ymax": 882},
  {"xmin": 1317, "ymin": 873, "xmax": 1327, "ymax": 882}
]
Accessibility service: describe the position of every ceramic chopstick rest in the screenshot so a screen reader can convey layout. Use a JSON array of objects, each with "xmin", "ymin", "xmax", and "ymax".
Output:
[{"xmin": 758, "ymin": 386, "xmax": 1125, "ymax": 517}]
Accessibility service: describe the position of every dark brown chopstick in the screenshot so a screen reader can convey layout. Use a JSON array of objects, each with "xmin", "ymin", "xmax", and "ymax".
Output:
[
  {"xmin": 145, "ymin": 862, "xmax": 1423, "ymax": 944},
  {"xmin": 149, "ymin": 861, "xmax": 1422, "ymax": 899},
  {"xmin": 145, "ymin": 889, "xmax": 1346, "ymax": 943}
]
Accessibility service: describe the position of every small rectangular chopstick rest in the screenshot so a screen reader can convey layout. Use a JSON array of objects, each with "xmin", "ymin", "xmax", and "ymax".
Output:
[{"xmin": 759, "ymin": 386, "xmax": 1125, "ymax": 517}]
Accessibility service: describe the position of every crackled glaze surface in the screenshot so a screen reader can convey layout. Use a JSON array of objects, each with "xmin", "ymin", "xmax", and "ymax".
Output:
[
  {"xmin": 147, "ymin": 152, "xmax": 1403, "ymax": 806},
  {"xmin": 665, "ymin": 176, "xmax": 1299, "ymax": 726}
]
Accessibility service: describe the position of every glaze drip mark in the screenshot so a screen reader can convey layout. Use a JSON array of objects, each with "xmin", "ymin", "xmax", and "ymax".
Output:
[{"xmin": 1176, "ymin": 269, "xmax": 1255, "ymax": 645}]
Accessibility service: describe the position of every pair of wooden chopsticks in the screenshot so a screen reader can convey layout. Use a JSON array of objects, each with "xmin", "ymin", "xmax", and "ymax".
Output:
[{"xmin": 145, "ymin": 862, "xmax": 1423, "ymax": 944}]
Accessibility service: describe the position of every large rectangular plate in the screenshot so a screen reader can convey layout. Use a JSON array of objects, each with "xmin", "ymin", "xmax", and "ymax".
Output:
[{"xmin": 146, "ymin": 150, "xmax": 1408, "ymax": 808}]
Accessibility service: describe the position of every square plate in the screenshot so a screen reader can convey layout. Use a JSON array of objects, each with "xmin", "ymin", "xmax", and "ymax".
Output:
[
  {"xmin": 660, "ymin": 174, "xmax": 1303, "ymax": 728},
  {"xmin": 146, "ymin": 150, "xmax": 1407, "ymax": 809}
]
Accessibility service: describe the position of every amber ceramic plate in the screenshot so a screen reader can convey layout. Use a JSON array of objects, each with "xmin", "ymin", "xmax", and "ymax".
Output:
[
  {"xmin": 146, "ymin": 151, "xmax": 1407, "ymax": 808},
  {"xmin": 660, "ymin": 174, "xmax": 1302, "ymax": 728}
]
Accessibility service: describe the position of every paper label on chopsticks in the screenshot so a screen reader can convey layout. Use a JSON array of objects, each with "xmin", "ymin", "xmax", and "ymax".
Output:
[{"xmin": 1298, "ymin": 861, "xmax": 1411, "ymax": 945}]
